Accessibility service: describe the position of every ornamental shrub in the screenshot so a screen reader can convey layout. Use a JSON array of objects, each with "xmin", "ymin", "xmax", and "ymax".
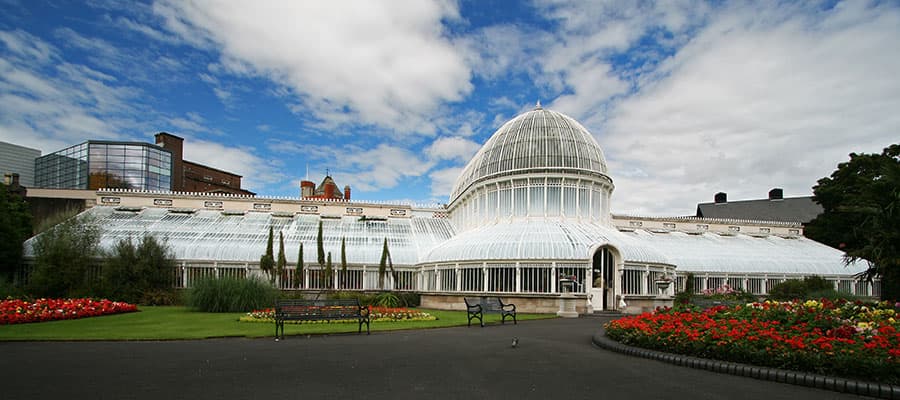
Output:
[
  {"xmin": 769, "ymin": 275, "xmax": 844, "ymax": 301},
  {"xmin": 374, "ymin": 291, "xmax": 401, "ymax": 307},
  {"xmin": 186, "ymin": 276, "xmax": 278, "ymax": 312},
  {"xmin": 101, "ymin": 235, "xmax": 176, "ymax": 304}
]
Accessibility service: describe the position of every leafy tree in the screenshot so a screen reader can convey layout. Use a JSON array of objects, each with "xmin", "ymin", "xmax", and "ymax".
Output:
[
  {"xmin": 805, "ymin": 144, "xmax": 900, "ymax": 300},
  {"xmin": 259, "ymin": 226, "xmax": 275, "ymax": 281},
  {"xmin": 28, "ymin": 215, "xmax": 101, "ymax": 298},
  {"xmin": 340, "ymin": 236, "xmax": 347, "ymax": 289},
  {"xmin": 316, "ymin": 220, "xmax": 325, "ymax": 266},
  {"xmin": 324, "ymin": 251, "xmax": 333, "ymax": 290},
  {"xmin": 294, "ymin": 242, "xmax": 304, "ymax": 289},
  {"xmin": 276, "ymin": 231, "xmax": 286, "ymax": 287},
  {"xmin": 0, "ymin": 183, "xmax": 32, "ymax": 282},
  {"xmin": 102, "ymin": 235, "xmax": 176, "ymax": 304}
]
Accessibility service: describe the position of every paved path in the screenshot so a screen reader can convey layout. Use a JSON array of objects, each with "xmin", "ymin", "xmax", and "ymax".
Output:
[{"xmin": 0, "ymin": 316, "xmax": 870, "ymax": 400}]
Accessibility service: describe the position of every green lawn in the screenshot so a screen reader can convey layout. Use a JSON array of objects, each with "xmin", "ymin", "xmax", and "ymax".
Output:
[{"xmin": 0, "ymin": 307, "xmax": 555, "ymax": 340}]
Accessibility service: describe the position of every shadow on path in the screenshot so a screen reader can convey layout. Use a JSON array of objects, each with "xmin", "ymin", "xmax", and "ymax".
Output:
[{"xmin": 0, "ymin": 316, "xmax": 870, "ymax": 400}]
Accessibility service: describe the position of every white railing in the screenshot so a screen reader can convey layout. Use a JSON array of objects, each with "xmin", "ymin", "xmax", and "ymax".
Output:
[
  {"xmin": 675, "ymin": 272, "xmax": 880, "ymax": 297},
  {"xmin": 170, "ymin": 262, "xmax": 880, "ymax": 298}
]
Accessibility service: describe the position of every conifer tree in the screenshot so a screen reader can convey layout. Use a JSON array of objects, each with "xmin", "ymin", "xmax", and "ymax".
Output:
[
  {"xmin": 259, "ymin": 225, "xmax": 275, "ymax": 280},
  {"xmin": 276, "ymin": 231, "xmax": 286, "ymax": 286},
  {"xmin": 317, "ymin": 220, "xmax": 325, "ymax": 266},
  {"xmin": 340, "ymin": 237, "xmax": 347, "ymax": 289},
  {"xmin": 378, "ymin": 238, "xmax": 388, "ymax": 289},
  {"xmin": 294, "ymin": 242, "xmax": 304, "ymax": 289},
  {"xmin": 325, "ymin": 251, "xmax": 333, "ymax": 290}
]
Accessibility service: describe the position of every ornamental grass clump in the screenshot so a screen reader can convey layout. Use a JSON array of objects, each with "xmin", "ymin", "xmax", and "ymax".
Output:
[
  {"xmin": 605, "ymin": 299, "xmax": 900, "ymax": 384},
  {"xmin": 186, "ymin": 276, "xmax": 278, "ymax": 313}
]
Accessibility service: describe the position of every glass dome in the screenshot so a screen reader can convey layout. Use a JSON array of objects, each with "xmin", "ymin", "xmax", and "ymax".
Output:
[{"xmin": 449, "ymin": 105, "xmax": 609, "ymax": 202}]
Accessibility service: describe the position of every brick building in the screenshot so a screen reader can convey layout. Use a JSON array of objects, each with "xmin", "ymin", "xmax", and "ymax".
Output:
[
  {"xmin": 155, "ymin": 133, "xmax": 254, "ymax": 195},
  {"xmin": 300, "ymin": 175, "xmax": 350, "ymax": 200}
]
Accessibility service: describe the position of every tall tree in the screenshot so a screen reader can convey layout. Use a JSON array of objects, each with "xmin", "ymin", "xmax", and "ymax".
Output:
[
  {"xmin": 259, "ymin": 225, "xmax": 275, "ymax": 281},
  {"xmin": 325, "ymin": 251, "xmax": 333, "ymax": 290},
  {"xmin": 294, "ymin": 242, "xmax": 304, "ymax": 289},
  {"xmin": 805, "ymin": 144, "xmax": 900, "ymax": 299},
  {"xmin": 340, "ymin": 237, "xmax": 347, "ymax": 289},
  {"xmin": 316, "ymin": 220, "xmax": 325, "ymax": 266},
  {"xmin": 276, "ymin": 231, "xmax": 286, "ymax": 287},
  {"xmin": 0, "ymin": 183, "xmax": 32, "ymax": 282},
  {"xmin": 378, "ymin": 238, "xmax": 388, "ymax": 289}
]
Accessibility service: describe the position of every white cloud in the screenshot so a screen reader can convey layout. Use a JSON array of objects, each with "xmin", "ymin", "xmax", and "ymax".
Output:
[
  {"xmin": 182, "ymin": 139, "xmax": 286, "ymax": 191},
  {"xmin": 334, "ymin": 144, "xmax": 435, "ymax": 192},
  {"xmin": 0, "ymin": 30, "xmax": 143, "ymax": 150},
  {"xmin": 426, "ymin": 136, "xmax": 480, "ymax": 162},
  {"xmin": 428, "ymin": 166, "xmax": 463, "ymax": 197},
  {"xmin": 599, "ymin": 2, "xmax": 900, "ymax": 215},
  {"xmin": 154, "ymin": 0, "xmax": 472, "ymax": 134}
]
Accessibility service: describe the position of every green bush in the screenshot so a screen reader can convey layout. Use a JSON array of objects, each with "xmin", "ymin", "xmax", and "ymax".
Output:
[
  {"xmin": 186, "ymin": 276, "xmax": 278, "ymax": 312},
  {"xmin": 28, "ymin": 215, "xmax": 101, "ymax": 298},
  {"xmin": 101, "ymin": 235, "xmax": 176, "ymax": 304},
  {"xmin": 768, "ymin": 276, "xmax": 845, "ymax": 301}
]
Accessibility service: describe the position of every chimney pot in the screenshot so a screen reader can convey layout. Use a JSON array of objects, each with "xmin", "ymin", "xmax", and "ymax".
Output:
[
  {"xmin": 769, "ymin": 188, "xmax": 783, "ymax": 200},
  {"xmin": 714, "ymin": 192, "xmax": 727, "ymax": 204}
]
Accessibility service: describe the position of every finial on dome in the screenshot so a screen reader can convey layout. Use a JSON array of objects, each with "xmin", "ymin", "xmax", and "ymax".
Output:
[{"xmin": 535, "ymin": 100, "xmax": 542, "ymax": 110}]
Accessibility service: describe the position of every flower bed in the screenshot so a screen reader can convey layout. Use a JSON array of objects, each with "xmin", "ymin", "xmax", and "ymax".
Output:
[
  {"xmin": 605, "ymin": 299, "xmax": 900, "ymax": 384},
  {"xmin": 239, "ymin": 306, "xmax": 436, "ymax": 324},
  {"xmin": 0, "ymin": 298, "xmax": 139, "ymax": 325}
]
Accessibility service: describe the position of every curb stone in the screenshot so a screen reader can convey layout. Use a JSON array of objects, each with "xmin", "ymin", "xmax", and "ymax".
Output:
[{"xmin": 592, "ymin": 331, "xmax": 900, "ymax": 399}]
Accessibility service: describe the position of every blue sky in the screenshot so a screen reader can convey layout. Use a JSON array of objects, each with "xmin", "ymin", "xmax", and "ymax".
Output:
[{"xmin": 2, "ymin": 0, "xmax": 898, "ymax": 215}]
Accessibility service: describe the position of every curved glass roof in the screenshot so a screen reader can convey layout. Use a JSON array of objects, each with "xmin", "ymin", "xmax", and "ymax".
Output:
[
  {"xmin": 619, "ymin": 230, "xmax": 868, "ymax": 275},
  {"xmin": 450, "ymin": 106, "xmax": 609, "ymax": 201},
  {"xmin": 23, "ymin": 207, "xmax": 455, "ymax": 265},
  {"xmin": 420, "ymin": 221, "xmax": 670, "ymax": 265}
]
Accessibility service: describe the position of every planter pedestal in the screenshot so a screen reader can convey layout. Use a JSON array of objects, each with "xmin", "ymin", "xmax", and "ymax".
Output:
[{"xmin": 557, "ymin": 293, "xmax": 579, "ymax": 318}]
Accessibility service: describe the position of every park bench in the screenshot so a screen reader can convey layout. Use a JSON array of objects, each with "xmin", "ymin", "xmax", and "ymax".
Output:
[
  {"xmin": 464, "ymin": 297, "xmax": 516, "ymax": 327},
  {"xmin": 274, "ymin": 298, "xmax": 370, "ymax": 340}
]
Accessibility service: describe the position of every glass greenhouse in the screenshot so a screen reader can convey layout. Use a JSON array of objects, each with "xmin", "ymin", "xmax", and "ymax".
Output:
[{"xmin": 23, "ymin": 105, "xmax": 874, "ymax": 314}]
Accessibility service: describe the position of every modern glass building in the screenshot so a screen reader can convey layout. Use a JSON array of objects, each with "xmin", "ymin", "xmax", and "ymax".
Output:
[{"xmin": 34, "ymin": 141, "xmax": 172, "ymax": 191}]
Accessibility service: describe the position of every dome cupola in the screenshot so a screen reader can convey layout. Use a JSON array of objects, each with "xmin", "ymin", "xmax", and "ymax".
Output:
[
  {"xmin": 450, "ymin": 104, "xmax": 609, "ymax": 202},
  {"xmin": 447, "ymin": 104, "xmax": 614, "ymax": 230}
]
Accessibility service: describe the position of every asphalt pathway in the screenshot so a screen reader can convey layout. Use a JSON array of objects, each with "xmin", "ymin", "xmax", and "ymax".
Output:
[{"xmin": 0, "ymin": 316, "xmax": 871, "ymax": 400}]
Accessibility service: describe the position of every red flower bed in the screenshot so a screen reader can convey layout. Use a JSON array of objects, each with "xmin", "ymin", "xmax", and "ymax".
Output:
[
  {"xmin": 0, "ymin": 298, "xmax": 138, "ymax": 325},
  {"xmin": 605, "ymin": 299, "xmax": 900, "ymax": 384}
]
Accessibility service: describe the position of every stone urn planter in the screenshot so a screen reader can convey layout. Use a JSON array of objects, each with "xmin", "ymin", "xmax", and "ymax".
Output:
[{"xmin": 655, "ymin": 279, "xmax": 672, "ymax": 298}]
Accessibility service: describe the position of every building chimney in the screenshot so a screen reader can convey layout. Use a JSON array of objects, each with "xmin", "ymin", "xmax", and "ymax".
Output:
[
  {"xmin": 300, "ymin": 180, "xmax": 315, "ymax": 197},
  {"xmin": 344, "ymin": 185, "xmax": 351, "ymax": 200},
  {"xmin": 769, "ymin": 188, "xmax": 783, "ymax": 200},
  {"xmin": 324, "ymin": 182, "xmax": 335, "ymax": 198},
  {"xmin": 155, "ymin": 132, "xmax": 184, "ymax": 191},
  {"xmin": 714, "ymin": 192, "xmax": 727, "ymax": 204}
]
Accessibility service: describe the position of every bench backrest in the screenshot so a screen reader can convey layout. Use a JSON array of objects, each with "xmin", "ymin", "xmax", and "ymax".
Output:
[
  {"xmin": 275, "ymin": 299, "xmax": 363, "ymax": 319},
  {"xmin": 465, "ymin": 297, "xmax": 506, "ymax": 312},
  {"xmin": 480, "ymin": 297, "xmax": 505, "ymax": 312}
]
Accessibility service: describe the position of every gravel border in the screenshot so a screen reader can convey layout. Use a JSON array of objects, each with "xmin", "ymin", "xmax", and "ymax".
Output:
[{"xmin": 592, "ymin": 331, "xmax": 900, "ymax": 399}]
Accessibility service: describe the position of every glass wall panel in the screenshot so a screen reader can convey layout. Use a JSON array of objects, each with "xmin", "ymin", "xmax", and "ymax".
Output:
[
  {"xmin": 513, "ymin": 187, "xmax": 527, "ymax": 217},
  {"xmin": 499, "ymin": 189, "xmax": 511, "ymax": 218},
  {"xmin": 563, "ymin": 187, "xmax": 577, "ymax": 217},
  {"xmin": 529, "ymin": 186, "xmax": 544, "ymax": 216},
  {"xmin": 546, "ymin": 186, "xmax": 561, "ymax": 217},
  {"xmin": 486, "ymin": 190, "xmax": 497, "ymax": 220},
  {"xmin": 578, "ymin": 188, "xmax": 590, "ymax": 219}
]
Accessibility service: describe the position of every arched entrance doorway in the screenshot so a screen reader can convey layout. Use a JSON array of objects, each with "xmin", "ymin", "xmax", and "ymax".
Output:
[{"xmin": 591, "ymin": 246, "xmax": 616, "ymax": 311}]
